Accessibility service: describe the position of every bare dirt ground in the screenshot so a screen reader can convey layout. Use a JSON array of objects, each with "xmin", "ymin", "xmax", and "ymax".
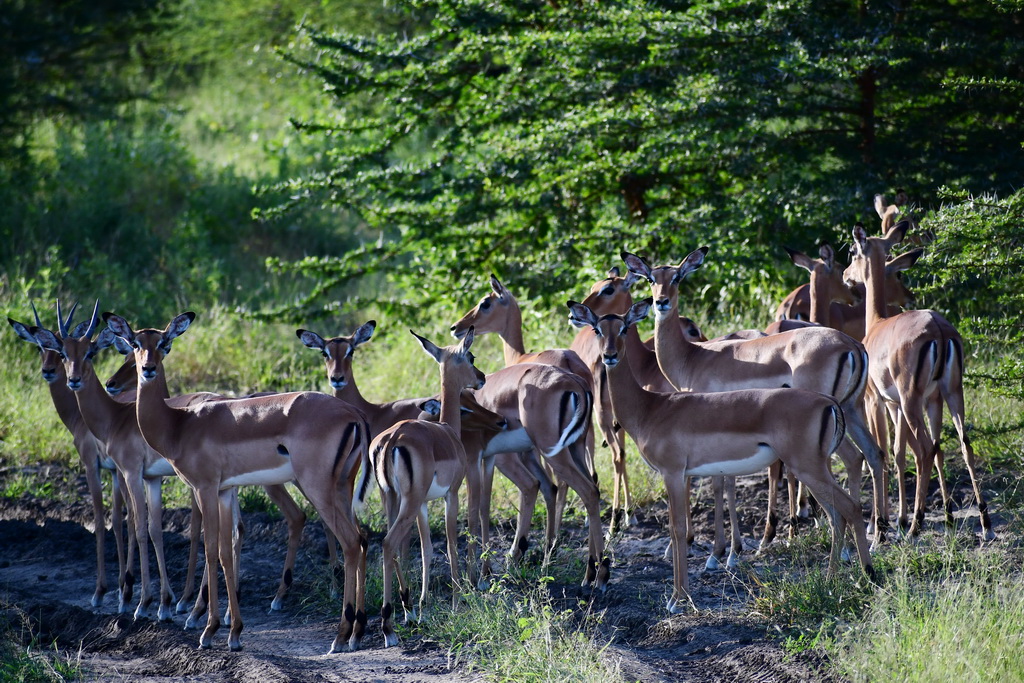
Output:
[{"xmin": 3, "ymin": 462, "xmax": 976, "ymax": 682}]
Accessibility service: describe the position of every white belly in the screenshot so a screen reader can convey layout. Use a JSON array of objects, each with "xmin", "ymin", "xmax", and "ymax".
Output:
[
  {"xmin": 482, "ymin": 427, "xmax": 532, "ymax": 456},
  {"xmin": 145, "ymin": 458, "xmax": 177, "ymax": 478},
  {"xmin": 687, "ymin": 444, "xmax": 777, "ymax": 477},
  {"xmin": 222, "ymin": 461, "xmax": 295, "ymax": 488},
  {"xmin": 425, "ymin": 473, "xmax": 450, "ymax": 501}
]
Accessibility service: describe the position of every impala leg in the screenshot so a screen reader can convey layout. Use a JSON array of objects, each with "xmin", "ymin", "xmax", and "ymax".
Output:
[
  {"xmin": 79, "ymin": 441, "xmax": 108, "ymax": 608},
  {"xmin": 522, "ymin": 450, "xmax": 558, "ymax": 557},
  {"xmin": 924, "ymin": 394, "xmax": 953, "ymax": 530},
  {"xmin": 460, "ymin": 458, "xmax": 481, "ymax": 590},
  {"xmin": 785, "ymin": 470, "xmax": 799, "ymax": 539},
  {"xmin": 905, "ymin": 411, "xmax": 936, "ymax": 537},
  {"xmin": 864, "ymin": 385, "xmax": 891, "ymax": 530},
  {"xmin": 842, "ymin": 400, "xmax": 886, "ymax": 544},
  {"xmin": 380, "ymin": 501, "xmax": 417, "ymax": 648},
  {"xmin": 664, "ymin": 474, "xmax": 693, "ymax": 613},
  {"xmin": 725, "ymin": 476, "xmax": 741, "ymax": 567},
  {"xmin": 480, "ymin": 453, "xmax": 497, "ymax": 578},
  {"xmin": 444, "ymin": 489, "xmax": 463, "ymax": 608},
  {"xmin": 495, "ymin": 452, "xmax": 536, "ymax": 565},
  {"xmin": 262, "ymin": 484, "xmax": 307, "ymax": 611},
  {"xmin": 216, "ymin": 489, "xmax": 243, "ymax": 651},
  {"xmin": 124, "ymin": 470, "xmax": 154, "ymax": 621},
  {"xmin": 759, "ymin": 461, "xmax": 782, "ymax": 551},
  {"xmin": 110, "ymin": 469, "xmax": 131, "ymax": 613},
  {"xmin": 550, "ymin": 445, "xmax": 607, "ymax": 590},
  {"xmin": 801, "ymin": 470, "xmax": 873, "ymax": 579},
  {"xmin": 144, "ymin": 478, "xmax": 176, "ymax": 622},
  {"xmin": 942, "ymin": 382, "xmax": 994, "ymax": 539},
  {"xmin": 196, "ymin": 487, "xmax": 222, "ymax": 649},
  {"xmin": 178, "ymin": 491, "xmax": 202, "ymax": 614},
  {"xmin": 707, "ymin": 476, "xmax": 726, "ymax": 570}
]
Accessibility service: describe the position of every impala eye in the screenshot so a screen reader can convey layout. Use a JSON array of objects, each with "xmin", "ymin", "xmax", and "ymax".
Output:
[
  {"xmin": 480, "ymin": 299, "xmax": 491, "ymax": 310},
  {"xmin": 601, "ymin": 286, "xmax": 614, "ymax": 296}
]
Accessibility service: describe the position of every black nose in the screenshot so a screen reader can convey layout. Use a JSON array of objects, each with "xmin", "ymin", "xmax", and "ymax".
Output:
[
  {"xmin": 655, "ymin": 298, "xmax": 670, "ymax": 310},
  {"xmin": 67, "ymin": 377, "xmax": 83, "ymax": 391}
]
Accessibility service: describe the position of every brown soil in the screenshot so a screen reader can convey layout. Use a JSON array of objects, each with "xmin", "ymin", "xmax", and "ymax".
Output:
[{"xmin": 1, "ymin": 464, "xmax": 986, "ymax": 682}]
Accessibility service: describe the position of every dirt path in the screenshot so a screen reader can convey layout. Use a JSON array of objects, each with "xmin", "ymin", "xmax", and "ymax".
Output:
[{"xmin": 0, "ymin": 472, "xmax": 840, "ymax": 682}]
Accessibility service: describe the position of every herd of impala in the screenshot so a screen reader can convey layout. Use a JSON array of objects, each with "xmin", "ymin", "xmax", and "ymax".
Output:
[{"xmin": 6, "ymin": 193, "xmax": 994, "ymax": 653}]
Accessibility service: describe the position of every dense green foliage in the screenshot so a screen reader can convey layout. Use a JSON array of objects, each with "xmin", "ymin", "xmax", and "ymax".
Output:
[{"xmin": 263, "ymin": 0, "xmax": 1024, "ymax": 322}]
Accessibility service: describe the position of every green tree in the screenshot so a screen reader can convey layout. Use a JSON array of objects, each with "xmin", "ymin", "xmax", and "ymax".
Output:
[{"xmin": 260, "ymin": 0, "xmax": 1024, "ymax": 321}]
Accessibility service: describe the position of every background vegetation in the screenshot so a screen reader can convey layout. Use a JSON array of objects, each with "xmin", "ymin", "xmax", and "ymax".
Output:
[{"xmin": 1, "ymin": 0, "xmax": 1023, "ymax": 679}]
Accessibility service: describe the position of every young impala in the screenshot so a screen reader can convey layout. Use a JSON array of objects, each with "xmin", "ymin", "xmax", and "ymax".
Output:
[{"xmin": 367, "ymin": 329, "xmax": 483, "ymax": 647}]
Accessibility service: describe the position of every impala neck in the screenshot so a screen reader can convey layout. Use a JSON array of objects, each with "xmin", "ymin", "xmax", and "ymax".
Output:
[
  {"xmin": 807, "ymin": 270, "xmax": 831, "ymax": 327},
  {"xmin": 133, "ymin": 363, "xmax": 183, "ymax": 459},
  {"xmin": 71, "ymin": 360, "xmax": 138, "ymax": 444},
  {"xmin": 497, "ymin": 299, "xmax": 528, "ymax": 365},
  {"xmin": 46, "ymin": 368, "xmax": 85, "ymax": 434},
  {"xmin": 603, "ymin": 346, "xmax": 657, "ymax": 438},
  {"xmin": 652, "ymin": 297, "xmax": 694, "ymax": 388},
  {"xmin": 862, "ymin": 253, "xmax": 889, "ymax": 335},
  {"xmin": 438, "ymin": 370, "xmax": 463, "ymax": 432},
  {"xmin": 334, "ymin": 377, "xmax": 373, "ymax": 414}
]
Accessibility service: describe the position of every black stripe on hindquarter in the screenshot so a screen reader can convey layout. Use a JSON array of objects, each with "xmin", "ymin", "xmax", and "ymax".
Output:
[
  {"xmin": 332, "ymin": 422, "xmax": 357, "ymax": 478},
  {"xmin": 559, "ymin": 391, "xmax": 573, "ymax": 433},
  {"xmin": 830, "ymin": 352, "xmax": 850, "ymax": 399},
  {"xmin": 819, "ymin": 408, "xmax": 831, "ymax": 453},
  {"xmin": 914, "ymin": 340, "xmax": 938, "ymax": 384},
  {"xmin": 396, "ymin": 445, "xmax": 413, "ymax": 481}
]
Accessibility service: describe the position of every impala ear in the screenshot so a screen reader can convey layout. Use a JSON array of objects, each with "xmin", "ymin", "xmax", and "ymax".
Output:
[
  {"xmin": 32, "ymin": 327, "xmax": 63, "ymax": 353},
  {"xmin": 8, "ymin": 317, "xmax": 39, "ymax": 345},
  {"xmin": 851, "ymin": 222, "xmax": 869, "ymax": 250},
  {"xmin": 411, "ymin": 329, "xmax": 444, "ymax": 363},
  {"xmin": 671, "ymin": 246, "xmax": 708, "ymax": 284},
  {"xmin": 606, "ymin": 266, "xmax": 621, "ymax": 278},
  {"xmin": 884, "ymin": 219, "xmax": 911, "ymax": 249},
  {"xmin": 886, "ymin": 247, "xmax": 925, "ymax": 275},
  {"xmin": 566, "ymin": 300, "xmax": 599, "ymax": 330},
  {"xmin": 818, "ymin": 244, "xmax": 835, "ymax": 270},
  {"xmin": 489, "ymin": 274, "xmax": 509, "ymax": 300},
  {"xmin": 296, "ymin": 328, "xmax": 326, "ymax": 350},
  {"xmin": 458, "ymin": 326, "xmax": 475, "ymax": 354},
  {"xmin": 621, "ymin": 251, "xmax": 653, "ymax": 282},
  {"xmin": 103, "ymin": 312, "xmax": 135, "ymax": 344},
  {"xmin": 625, "ymin": 298, "xmax": 653, "ymax": 328},
  {"xmin": 93, "ymin": 327, "xmax": 117, "ymax": 352},
  {"xmin": 351, "ymin": 320, "xmax": 376, "ymax": 348},
  {"xmin": 418, "ymin": 398, "xmax": 441, "ymax": 416},
  {"xmin": 111, "ymin": 333, "xmax": 134, "ymax": 355},
  {"xmin": 163, "ymin": 312, "xmax": 195, "ymax": 345},
  {"xmin": 785, "ymin": 246, "xmax": 815, "ymax": 274}
]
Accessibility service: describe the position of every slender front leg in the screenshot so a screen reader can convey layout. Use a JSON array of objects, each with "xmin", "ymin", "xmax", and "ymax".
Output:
[
  {"xmin": 263, "ymin": 484, "xmax": 307, "ymax": 611},
  {"xmin": 145, "ymin": 478, "xmax": 176, "ymax": 621},
  {"xmin": 178, "ymin": 491, "xmax": 202, "ymax": 615},
  {"xmin": 664, "ymin": 473, "xmax": 693, "ymax": 614},
  {"xmin": 79, "ymin": 442, "xmax": 108, "ymax": 608},
  {"xmin": 124, "ymin": 471, "xmax": 154, "ymax": 621},
  {"xmin": 217, "ymin": 489, "xmax": 244, "ymax": 651},
  {"xmin": 196, "ymin": 487, "xmax": 222, "ymax": 650}
]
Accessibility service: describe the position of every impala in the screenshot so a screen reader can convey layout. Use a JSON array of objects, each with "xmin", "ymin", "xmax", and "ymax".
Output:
[
  {"xmin": 843, "ymin": 221, "xmax": 993, "ymax": 539},
  {"xmin": 366, "ymin": 329, "xmax": 483, "ymax": 646},
  {"xmin": 623, "ymin": 248, "xmax": 889, "ymax": 547},
  {"xmin": 104, "ymin": 311, "xmax": 370, "ymax": 653},
  {"xmin": 298, "ymin": 321, "xmax": 555, "ymax": 588},
  {"xmin": 568, "ymin": 299, "xmax": 873, "ymax": 611},
  {"xmin": 569, "ymin": 267, "xmax": 708, "ymax": 535},
  {"xmin": 32, "ymin": 301, "xmax": 194, "ymax": 622},
  {"xmin": 450, "ymin": 274, "xmax": 596, "ymax": 531},
  {"xmin": 102, "ymin": 339, "xmax": 313, "ymax": 622},
  {"xmin": 8, "ymin": 305, "xmax": 133, "ymax": 611},
  {"xmin": 569, "ymin": 269, "xmax": 742, "ymax": 568},
  {"xmin": 469, "ymin": 362, "xmax": 608, "ymax": 590},
  {"xmin": 775, "ymin": 243, "xmax": 916, "ymax": 339}
]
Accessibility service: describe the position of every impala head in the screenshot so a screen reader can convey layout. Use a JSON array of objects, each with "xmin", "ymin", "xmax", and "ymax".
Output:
[
  {"xmin": 843, "ymin": 220, "xmax": 912, "ymax": 289},
  {"xmin": 103, "ymin": 311, "xmax": 196, "ymax": 384},
  {"xmin": 296, "ymin": 321, "xmax": 375, "ymax": 391},
  {"xmin": 8, "ymin": 302, "xmax": 70, "ymax": 384},
  {"xmin": 417, "ymin": 393, "xmax": 508, "ymax": 434},
  {"xmin": 785, "ymin": 243, "xmax": 857, "ymax": 306},
  {"xmin": 104, "ymin": 335, "xmax": 138, "ymax": 396},
  {"xmin": 450, "ymin": 274, "xmax": 513, "ymax": 339},
  {"xmin": 413, "ymin": 327, "xmax": 485, "ymax": 391},
  {"xmin": 579, "ymin": 266, "xmax": 642, "ymax": 316},
  {"xmin": 28, "ymin": 300, "xmax": 113, "ymax": 392},
  {"xmin": 567, "ymin": 298, "xmax": 653, "ymax": 367},
  {"xmin": 622, "ymin": 247, "xmax": 707, "ymax": 319}
]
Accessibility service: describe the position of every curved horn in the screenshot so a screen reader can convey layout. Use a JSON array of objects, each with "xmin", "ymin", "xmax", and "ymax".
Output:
[
  {"xmin": 30, "ymin": 302, "xmax": 43, "ymax": 329},
  {"xmin": 56, "ymin": 299, "xmax": 79, "ymax": 338},
  {"xmin": 84, "ymin": 300, "xmax": 100, "ymax": 339}
]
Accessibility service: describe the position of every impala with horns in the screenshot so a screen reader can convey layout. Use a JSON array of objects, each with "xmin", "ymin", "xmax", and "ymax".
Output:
[
  {"xmin": 843, "ymin": 220, "xmax": 992, "ymax": 539},
  {"xmin": 8, "ymin": 303, "xmax": 133, "ymax": 612},
  {"xmin": 105, "ymin": 311, "xmax": 371, "ymax": 653},
  {"xmin": 568, "ymin": 298, "xmax": 874, "ymax": 612},
  {"xmin": 364, "ymin": 329, "xmax": 482, "ymax": 647},
  {"xmin": 623, "ymin": 248, "xmax": 890, "ymax": 548}
]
